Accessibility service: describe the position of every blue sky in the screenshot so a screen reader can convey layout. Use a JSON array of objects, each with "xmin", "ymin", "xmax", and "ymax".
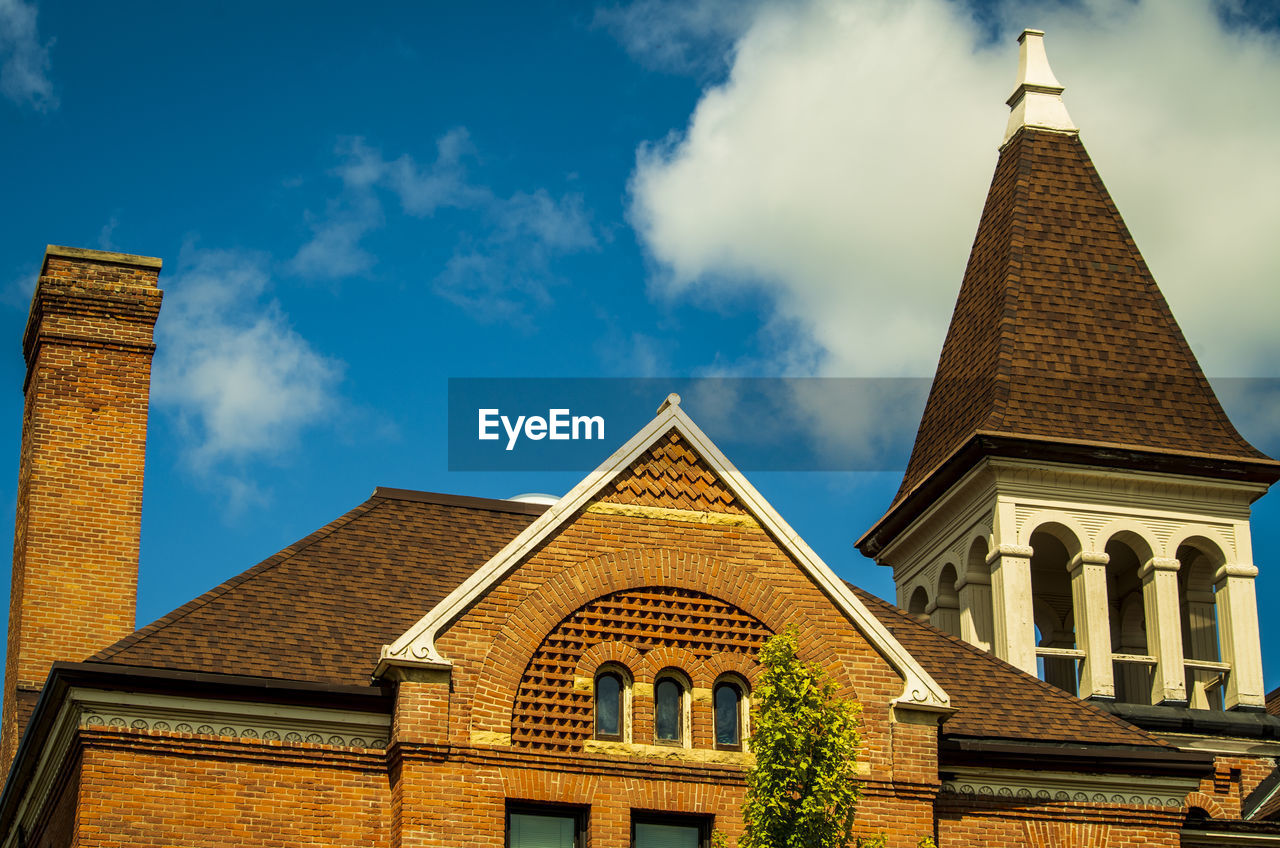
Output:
[{"xmin": 3, "ymin": 1, "xmax": 1280, "ymax": 689}]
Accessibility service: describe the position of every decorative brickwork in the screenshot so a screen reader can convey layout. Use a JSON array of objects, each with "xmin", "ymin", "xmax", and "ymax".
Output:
[
  {"xmin": 511, "ymin": 587, "xmax": 771, "ymax": 751},
  {"xmin": 598, "ymin": 429, "xmax": 745, "ymax": 514}
]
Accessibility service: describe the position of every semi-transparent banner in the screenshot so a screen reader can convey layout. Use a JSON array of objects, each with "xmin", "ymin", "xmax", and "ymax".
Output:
[{"xmin": 447, "ymin": 377, "xmax": 1280, "ymax": 472}]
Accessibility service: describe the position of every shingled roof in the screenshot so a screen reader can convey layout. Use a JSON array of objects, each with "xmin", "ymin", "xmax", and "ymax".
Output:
[
  {"xmin": 93, "ymin": 486, "xmax": 1164, "ymax": 752},
  {"xmin": 92, "ymin": 489, "xmax": 545, "ymax": 686},
  {"xmin": 859, "ymin": 125, "xmax": 1277, "ymax": 555}
]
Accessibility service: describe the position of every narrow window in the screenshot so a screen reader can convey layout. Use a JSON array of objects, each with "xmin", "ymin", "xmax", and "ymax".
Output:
[
  {"xmin": 713, "ymin": 681, "xmax": 742, "ymax": 748},
  {"xmin": 595, "ymin": 671, "xmax": 622, "ymax": 740},
  {"xmin": 654, "ymin": 677, "xmax": 682, "ymax": 743}
]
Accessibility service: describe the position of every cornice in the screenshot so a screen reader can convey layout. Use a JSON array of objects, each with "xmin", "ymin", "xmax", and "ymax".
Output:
[{"xmin": 941, "ymin": 766, "xmax": 1197, "ymax": 808}]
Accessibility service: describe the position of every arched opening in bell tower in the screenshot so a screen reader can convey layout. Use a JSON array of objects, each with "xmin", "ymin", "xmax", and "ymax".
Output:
[
  {"xmin": 1104, "ymin": 531, "xmax": 1155, "ymax": 705},
  {"xmin": 1178, "ymin": 538, "xmax": 1227, "ymax": 710},
  {"xmin": 1029, "ymin": 524, "xmax": 1081, "ymax": 695}
]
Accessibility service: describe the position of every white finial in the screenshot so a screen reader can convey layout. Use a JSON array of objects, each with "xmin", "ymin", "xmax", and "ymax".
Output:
[
  {"xmin": 656, "ymin": 392, "xmax": 681, "ymax": 413},
  {"xmin": 1003, "ymin": 29, "xmax": 1077, "ymax": 144}
]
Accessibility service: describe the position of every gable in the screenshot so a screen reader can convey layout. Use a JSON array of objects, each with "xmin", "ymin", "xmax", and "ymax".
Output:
[{"xmin": 378, "ymin": 395, "xmax": 949, "ymax": 717}]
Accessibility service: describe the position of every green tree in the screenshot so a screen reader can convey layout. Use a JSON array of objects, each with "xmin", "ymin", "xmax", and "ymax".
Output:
[{"xmin": 742, "ymin": 628, "xmax": 863, "ymax": 848}]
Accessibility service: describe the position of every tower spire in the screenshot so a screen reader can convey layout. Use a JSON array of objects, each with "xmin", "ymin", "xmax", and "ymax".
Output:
[{"xmin": 1004, "ymin": 29, "xmax": 1077, "ymax": 144}]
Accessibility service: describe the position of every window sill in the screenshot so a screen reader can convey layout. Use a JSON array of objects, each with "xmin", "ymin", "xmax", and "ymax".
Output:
[{"xmin": 582, "ymin": 739, "xmax": 753, "ymax": 765}]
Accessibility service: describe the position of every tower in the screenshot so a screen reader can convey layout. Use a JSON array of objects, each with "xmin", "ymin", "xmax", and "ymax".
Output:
[{"xmin": 857, "ymin": 31, "xmax": 1278, "ymax": 711}]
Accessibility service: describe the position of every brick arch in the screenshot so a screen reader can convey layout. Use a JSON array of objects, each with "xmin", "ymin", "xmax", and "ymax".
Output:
[
  {"xmin": 1184, "ymin": 791, "xmax": 1226, "ymax": 819},
  {"xmin": 509, "ymin": 585, "xmax": 773, "ymax": 751},
  {"xmin": 572, "ymin": 641, "xmax": 644, "ymax": 680},
  {"xmin": 458, "ymin": 547, "xmax": 829, "ymax": 739},
  {"xmin": 501, "ymin": 769, "xmax": 602, "ymax": 806},
  {"xmin": 636, "ymin": 645, "xmax": 706, "ymax": 685},
  {"xmin": 1022, "ymin": 820, "xmax": 1112, "ymax": 847},
  {"xmin": 701, "ymin": 652, "xmax": 761, "ymax": 689}
]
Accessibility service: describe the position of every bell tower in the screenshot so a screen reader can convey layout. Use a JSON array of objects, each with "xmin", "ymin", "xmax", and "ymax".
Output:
[{"xmin": 857, "ymin": 31, "xmax": 1278, "ymax": 711}]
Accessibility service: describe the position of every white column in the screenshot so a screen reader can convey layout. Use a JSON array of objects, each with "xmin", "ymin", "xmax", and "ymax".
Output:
[
  {"xmin": 1215, "ymin": 563, "xmax": 1265, "ymax": 710},
  {"xmin": 1184, "ymin": 588, "xmax": 1218, "ymax": 710},
  {"xmin": 989, "ymin": 544, "xmax": 1036, "ymax": 675},
  {"xmin": 1069, "ymin": 551, "xmax": 1114, "ymax": 700},
  {"xmin": 927, "ymin": 598, "xmax": 961, "ymax": 638},
  {"xmin": 1140, "ymin": 557, "xmax": 1186, "ymax": 704},
  {"xmin": 956, "ymin": 569, "xmax": 993, "ymax": 652}
]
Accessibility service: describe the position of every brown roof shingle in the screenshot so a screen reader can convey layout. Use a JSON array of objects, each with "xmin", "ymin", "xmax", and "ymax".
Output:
[{"xmin": 93, "ymin": 489, "xmax": 545, "ymax": 686}]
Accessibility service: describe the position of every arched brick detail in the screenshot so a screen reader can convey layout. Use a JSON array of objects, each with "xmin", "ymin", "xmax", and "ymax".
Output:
[
  {"xmin": 702, "ymin": 653, "xmax": 761, "ymax": 689},
  {"xmin": 456, "ymin": 546, "xmax": 829, "ymax": 741},
  {"xmin": 509, "ymin": 586, "xmax": 772, "ymax": 751},
  {"xmin": 636, "ymin": 645, "xmax": 705, "ymax": 685},
  {"xmin": 1022, "ymin": 820, "xmax": 1112, "ymax": 847},
  {"xmin": 572, "ymin": 641, "xmax": 644, "ymax": 680},
  {"xmin": 501, "ymin": 769, "xmax": 602, "ymax": 806},
  {"xmin": 1183, "ymin": 791, "xmax": 1225, "ymax": 819}
]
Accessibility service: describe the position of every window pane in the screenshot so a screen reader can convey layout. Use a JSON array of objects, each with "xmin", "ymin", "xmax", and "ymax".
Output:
[
  {"xmin": 714, "ymin": 683, "xmax": 740, "ymax": 746},
  {"xmin": 510, "ymin": 813, "xmax": 576, "ymax": 848},
  {"xmin": 596, "ymin": 673, "xmax": 620, "ymax": 737},
  {"xmin": 655, "ymin": 678, "xmax": 681, "ymax": 741},
  {"xmin": 635, "ymin": 822, "xmax": 700, "ymax": 848}
]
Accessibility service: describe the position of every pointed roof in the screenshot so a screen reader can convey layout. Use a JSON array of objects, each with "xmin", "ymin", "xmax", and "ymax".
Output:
[
  {"xmin": 378, "ymin": 394, "xmax": 951, "ymax": 713},
  {"xmin": 859, "ymin": 32, "xmax": 1277, "ymax": 557}
]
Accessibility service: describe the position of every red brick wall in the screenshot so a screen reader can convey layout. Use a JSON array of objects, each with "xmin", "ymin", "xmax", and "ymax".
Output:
[
  {"xmin": 3, "ymin": 248, "xmax": 162, "ymax": 768},
  {"xmin": 72, "ymin": 729, "xmax": 389, "ymax": 847}
]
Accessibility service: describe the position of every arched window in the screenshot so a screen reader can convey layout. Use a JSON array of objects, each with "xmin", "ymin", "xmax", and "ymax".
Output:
[
  {"xmin": 595, "ymin": 670, "xmax": 624, "ymax": 741},
  {"xmin": 713, "ymin": 678, "xmax": 747, "ymax": 750},
  {"xmin": 654, "ymin": 672, "xmax": 687, "ymax": 745}
]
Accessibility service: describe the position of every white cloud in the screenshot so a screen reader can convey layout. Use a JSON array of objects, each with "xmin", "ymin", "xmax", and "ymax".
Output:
[
  {"xmin": 594, "ymin": 0, "xmax": 765, "ymax": 75},
  {"xmin": 97, "ymin": 214, "xmax": 119, "ymax": 251},
  {"xmin": 293, "ymin": 130, "xmax": 598, "ymax": 325},
  {"xmin": 333, "ymin": 131, "xmax": 487, "ymax": 214},
  {"xmin": 154, "ymin": 245, "xmax": 344, "ymax": 470},
  {"xmin": 0, "ymin": 0, "xmax": 55, "ymax": 111},
  {"xmin": 628, "ymin": 0, "xmax": 1280, "ymax": 382},
  {"xmin": 289, "ymin": 193, "xmax": 383, "ymax": 279}
]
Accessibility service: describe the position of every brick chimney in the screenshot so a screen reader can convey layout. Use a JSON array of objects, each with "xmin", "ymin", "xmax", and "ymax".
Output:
[{"xmin": 2, "ymin": 246, "xmax": 163, "ymax": 766}]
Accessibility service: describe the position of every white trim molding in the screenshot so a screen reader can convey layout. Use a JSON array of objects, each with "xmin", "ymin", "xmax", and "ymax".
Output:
[
  {"xmin": 377, "ymin": 394, "xmax": 951, "ymax": 713},
  {"xmin": 942, "ymin": 766, "xmax": 1199, "ymax": 808}
]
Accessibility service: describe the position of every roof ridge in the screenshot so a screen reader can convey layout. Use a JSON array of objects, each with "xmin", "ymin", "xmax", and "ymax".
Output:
[
  {"xmin": 93, "ymin": 495, "xmax": 388, "ymax": 661},
  {"xmin": 849, "ymin": 584, "xmax": 1168, "ymax": 747}
]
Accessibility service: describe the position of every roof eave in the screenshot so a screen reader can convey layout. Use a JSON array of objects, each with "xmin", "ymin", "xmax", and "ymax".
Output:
[
  {"xmin": 857, "ymin": 433, "xmax": 1280, "ymax": 559},
  {"xmin": 940, "ymin": 735, "xmax": 1214, "ymax": 778}
]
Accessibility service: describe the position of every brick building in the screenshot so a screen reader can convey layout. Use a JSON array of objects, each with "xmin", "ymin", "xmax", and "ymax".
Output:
[{"xmin": 2, "ymin": 29, "xmax": 1280, "ymax": 848}]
